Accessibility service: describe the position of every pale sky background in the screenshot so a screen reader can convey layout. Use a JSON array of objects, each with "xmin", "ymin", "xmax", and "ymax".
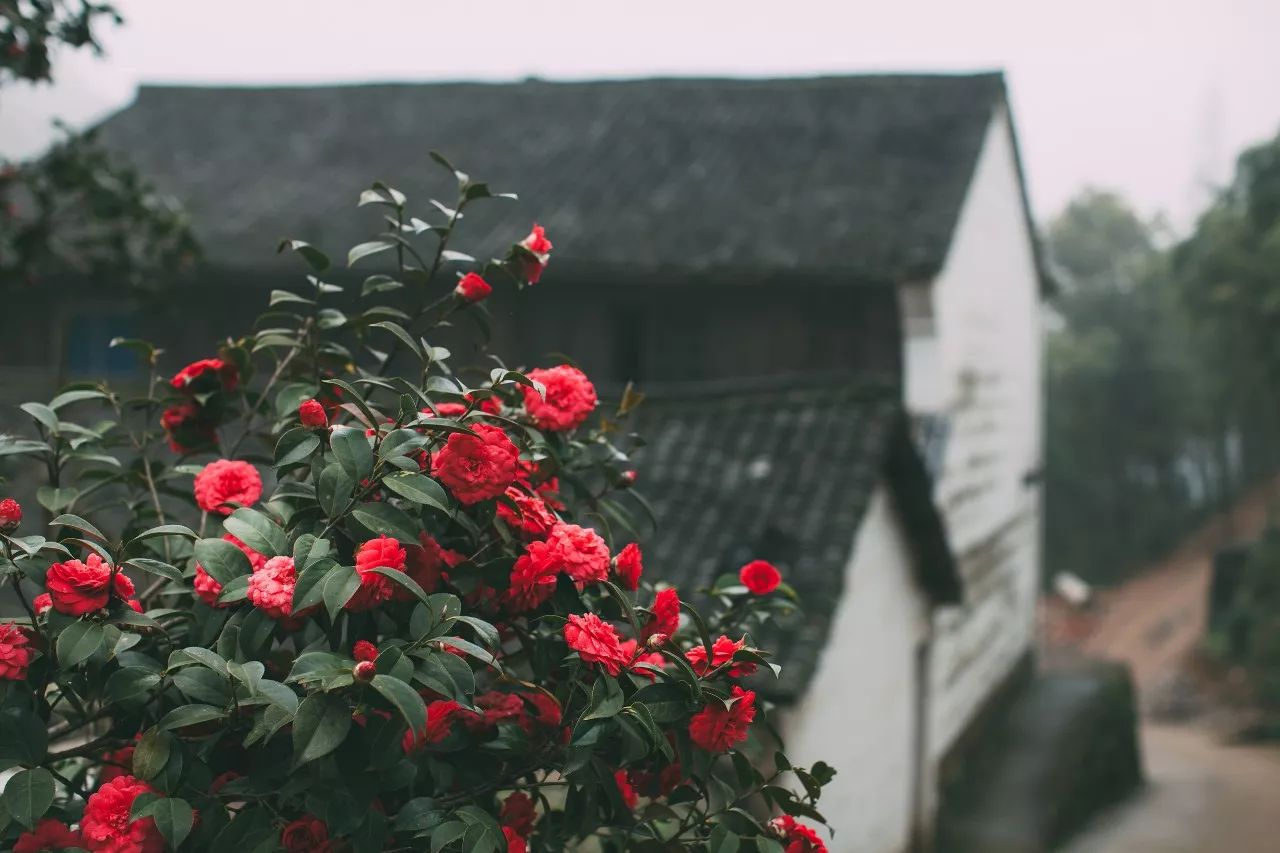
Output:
[{"xmin": 3, "ymin": 0, "xmax": 1279, "ymax": 232}]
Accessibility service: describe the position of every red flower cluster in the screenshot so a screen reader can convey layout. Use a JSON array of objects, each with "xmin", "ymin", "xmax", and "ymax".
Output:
[
  {"xmin": 455, "ymin": 271, "xmax": 492, "ymax": 303},
  {"xmin": 192, "ymin": 565, "xmax": 224, "ymax": 608},
  {"xmin": 353, "ymin": 640, "xmax": 379, "ymax": 663},
  {"xmin": 160, "ymin": 402, "xmax": 217, "ymax": 454},
  {"xmin": 497, "ymin": 485, "xmax": 559, "ymax": 538},
  {"xmin": 298, "ymin": 398, "xmax": 328, "ymax": 427},
  {"xmin": 422, "ymin": 392, "xmax": 502, "ymax": 419},
  {"xmin": 45, "ymin": 554, "xmax": 134, "ymax": 616},
  {"xmin": 281, "ymin": 815, "xmax": 334, "ymax": 853},
  {"xmin": 347, "ymin": 535, "xmax": 406, "ymax": 611},
  {"xmin": 432, "ymin": 423, "xmax": 520, "ymax": 504},
  {"xmin": 405, "ymin": 532, "xmax": 464, "ymax": 594},
  {"xmin": 163, "ymin": 358, "xmax": 238, "ymax": 454},
  {"xmin": 685, "ymin": 635, "xmax": 756, "ymax": 678},
  {"xmin": 614, "ymin": 769, "xmax": 639, "ymax": 810},
  {"xmin": 246, "ymin": 556, "xmax": 301, "ymax": 620},
  {"xmin": 193, "ymin": 459, "xmax": 262, "ymax": 515},
  {"xmin": 769, "ymin": 815, "xmax": 829, "ymax": 853},
  {"xmin": 0, "ymin": 623, "xmax": 32, "ymax": 681},
  {"xmin": 563, "ymin": 613, "xmax": 629, "ymax": 676},
  {"xmin": 0, "ymin": 496, "xmax": 21, "ymax": 531},
  {"xmin": 613, "ymin": 542, "xmax": 643, "ymax": 591},
  {"xmin": 688, "ymin": 686, "xmax": 756, "ymax": 753},
  {"xmin": 13, "ymin": 819, "xmax": 80, "ymax": 853},
  {"xmin": 505, "ymin": 547, "xmax": 559, "ymax": 612},
  {"xmin": 500, "ymin": 792, "xmax": 537, "ymax": 837},
  {"xmin": 740, "ymin": 559, "xmax": 782, "ymax": 595},
  {"xmin": 505, "ymin": 522, "xmax": 610, "ymax": 612},
  {"xmin": 402, "ymin": 699, "xmax": 470, "ymax": 751},
  {"xmin": 521, "ymin": 365, "xmax": 597, "ymax": 431},
  {"xmin": 80, "ymin": 775, "xmax": 164, "ymax": 853}
]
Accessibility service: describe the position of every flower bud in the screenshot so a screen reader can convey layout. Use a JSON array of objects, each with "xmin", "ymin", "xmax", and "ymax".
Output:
[
  {"xmin": 353, "ymin": 661, "xmax": 377, "ymax": 682},
  {"xmin": 645, "ymin": 633, "xmax": 668, "ymax": 651},
  {"xmin": 454, "ymin": 272, "xmax": 493, "ymax": 304},
  {"xmin": 0, "ymin": 498, "xmax": 22, "ymax": 532},
  {"xmin": 619, "ymin": 470, "xmax": 638, "ymax": 488},
  {"xmin": 298, "ymin": 399, "xmax": 328, "ymax": 428}
]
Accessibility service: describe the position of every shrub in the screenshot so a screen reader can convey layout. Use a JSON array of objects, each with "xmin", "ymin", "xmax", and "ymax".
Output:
[{"xmin": 0, "ymin": 157, "xmax": 833, "ymax": 852}]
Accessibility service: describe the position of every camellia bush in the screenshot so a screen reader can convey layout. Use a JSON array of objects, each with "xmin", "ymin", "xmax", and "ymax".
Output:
[{"xmin": 0, "ymin": 156, "xmax": 834, "ymax": 853}]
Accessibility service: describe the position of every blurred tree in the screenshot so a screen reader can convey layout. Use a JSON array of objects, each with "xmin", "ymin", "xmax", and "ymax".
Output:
[
  {"xmin": 1045, "ymin": 191, "xmax": 1215, "ymax": 582},
  {"xmin": 1, "ymin": 1, "xmax": 197, "ymax": 289}
]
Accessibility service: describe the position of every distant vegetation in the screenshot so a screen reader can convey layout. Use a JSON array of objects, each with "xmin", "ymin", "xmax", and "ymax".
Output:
[{"xmin": 1045, "ymin": 129, "xmax": 1280, "ymax": 585}]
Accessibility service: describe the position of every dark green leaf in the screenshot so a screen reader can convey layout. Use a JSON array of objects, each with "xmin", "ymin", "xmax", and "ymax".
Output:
[
  {"xmin": 331, "ymin": 427, "xmax": 375, "ymax": 482},
  {"xmin": 322, "ymin": 564, "xmax": 360, "ymax": 619},
  {"xmin": 381, "ymin": 473, "xmax": 451, "ymax": 513},
  {"xmin": 135, "ymin": 796, "xmax": 195, "ymax": 848},
  {"xmin": 351, "ymin": 502, "xmax": 420, "ymax": 543},
  {"xmin": 193, "ymin": 538, "xmax": 254, "ymax": 585},
  {"xmin": 292, "ymin": 693, "xmax": 352, "ymax": 768},
  {"xmin": 348, "ymin": 239, "xmax": 396, "ymax": 267},
  {"xmin": 50, "ymin": 513, "xmax": 106, "ymax": 542},
  {"xmin": 159, "ymin": 704, "xmax": 226, "ymax": 731},
  {"xmin": 278, "ymin": 239, "xmax": 331, "ymax": 272},
  {"xmin": 275, "ymin": 428, "xmax": 321, "ymax": 468},
  {"xmin": 2, "ymin": 768, "xmax": 54, "ymax": 829},
  {"xmin": 133, "ymin": 729, "xmax": 173, "ymax": 780},
  {"xmin": 57, "ymin": 620, "xmax": 105, "ymax": 668},
  {"xmin": 223, "ymin": 508, "xmax": 288, "ymax": 557},
  {"xmin": 371, "ymin": 674, "xmax": 427, "ymax": 733}
]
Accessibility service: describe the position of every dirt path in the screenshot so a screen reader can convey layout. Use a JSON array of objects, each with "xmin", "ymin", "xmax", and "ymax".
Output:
[
  {"xmin": 1047, "ymin": 476, "xmax": 1280, "ymax": 852},
  {"xmin": 1063, "ymin": 723, "xmax": 1280, "ymax": 853}
]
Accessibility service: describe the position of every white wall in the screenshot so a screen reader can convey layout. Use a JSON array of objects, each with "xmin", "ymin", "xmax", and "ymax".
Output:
[
  {"xmin": 784, "ymin": 485, "xmax": 930, "ymax": 853},
  {"xmin": 906, "ymin": 107, "xmax": 1045, "ymax": 765}
]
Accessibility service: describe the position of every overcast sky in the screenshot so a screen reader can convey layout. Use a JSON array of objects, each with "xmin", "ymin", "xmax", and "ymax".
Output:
[{"xmin": 3, "ymin": 0, "xmax": 1279, "ymax": 231}]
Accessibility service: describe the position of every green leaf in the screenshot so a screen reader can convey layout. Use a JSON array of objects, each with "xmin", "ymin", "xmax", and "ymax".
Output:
[
  {"xmin": 159, "ymin": 704, "xmax": 226, "ymax": 731},
  {"xmin": 2, "ymin": 768, "xmax": 54, "ymax": 829},
  {"xmin": 131, "ymin": 523, "xmax": 198, "ymax": 544},
  {"xmin": 255, "ymin": 679, "xmax": 300, "ymax": 714},
  {"xmin": 331, "ymin": 427, "xmax": 375, "ymax": 482},
  {"xmin": 371, "ymin": 321, "xmax": 425, "ymax": 361},
  {"xmin": 57, "ymin": 620, "xmax": 105, "ymax": 668},
  {"xmin": 223, "ymin": 508, "xmax": 288, "ymax": 557},
  {"xmin": 277, "ymin": 239, "xmax": 331, "ymax": 272},
  {"xmin": 393, "ymin": 797, "xmax": 442, "ymax": 833},
  {"xmin": 133, "ymin": 729, "xmax": 173, "ymax": 780},
  {"xmin": 292, "ymin": 693, "xmax": 352, "ymax": 768},
  {"xmin": 50, "ymin": 513, "xmax": 106, "ymax": 542},
  {"xmin": 269, "ymin": 288, "xmax": 315, "ymax": 308},
  {"xmin": 106, "ymin": 667, "xmax": 162, "ymax": 707},
  {"xmin": 351, "ymin": 502, "xmax": 420, "ymax": 544},
  {"xmin": 317, "ymin": 462, "xmax": 355, "ymax": 518},
  {"xmin": 430, "ymin": 821, "xmax": 465, "ymax": 853},
  {"xmin": 179, "ymin": 646, "xmax": 230, "ymax": 675},
  {"xmin": 381, "ymin": 473, "xmax": 452, "ymax": 513},
  {"xmin": 348, "ymin": 239, "xmax": 396, "ymax": 267},
  {"xmin": 124, "ymin": 558, "xmax": 184, "ymax": 584},
  {"xmin": 35, "ymin": 485, "xmax": 78, "ymax": 513},
  {"xmin": 322, "ymin": 564, "xmax": 361, "ymax": 619},
  {"xmin": 48, "ymin": 388, "xmax": 110, "ymax": 409},
  {"xmin": 193, "ymin": 538, "xmax": 253, "ymax": 585},
  {"xmin": 20, "ymin": 402, "xmax": 59, "ymax": 433},
  {"xmin": 275, "ymin": 428, "xmax": 321, "ymax": 468},
  {"xmin": 583, "ymin": 675, "xmax": 625, "ymax": 721},
  {"xmin": 135, "ymin": 796, "xmax": 195, "ymax": 849},
  {"xmin": 292, "ymin": 558, "xmax": 338, "ymax": 613},
  {"xmin": 371, "ymin": 674, "xmax": 427, "ymax": 733},
  {"xmin": 369, "ymin": 566, "xmax": 429, "ymax": 605},
  {"xmin": 707, "ymin": 824, "xmax": 741, "ymax": 853},
  {"xmin": 362, "ymin": 274, "xmax": 404, "ymax": 296},
  {"xmin": 378, "ymin": 428, "xmax": 427, "ymax": 460}
]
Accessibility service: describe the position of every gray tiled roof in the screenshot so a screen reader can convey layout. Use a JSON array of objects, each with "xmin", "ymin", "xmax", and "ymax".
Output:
[
  {"xmin": 628, "ymin": 378, "xmax": 958, "ymax": 701},
  {"xmin": 94, "ymin": 74, "xmax": 1008, "ymax": 280}
]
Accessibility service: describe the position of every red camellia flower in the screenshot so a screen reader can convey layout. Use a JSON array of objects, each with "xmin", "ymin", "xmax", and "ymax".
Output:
[
  {"xmin": 543, "ymin": 522, "xmax": 610, "ymax": 588},
  {"xmin": 643, "ymin": 588, "xmax": 680, "ymax": 641},
  {"xmin": 160, "ymin": 402, "xmax": 217, "ymax": 454},
  {"xmin": 500, "ymin": 791, "xmax": 537, "ymax": 837},
  {"xmin": 496, "ymin": 486, "xmax": 559, "ymax": 539},
  {"xmin": 0, "ymin": 497, "xmax": 22, "ymax": 531},
  {"xmin": 769, "ymin": 815, "xmax": 829, "ymax": 853},
  {"xmin": 455, "ymin": 271, "xmax": 493, "ymax": 303},
  {"xmin": 506, "ymin": 546, "xmax": 560, "ymax": 613},
  {"xmin": 421, "ymin": 393, "xmax": 502, "ymax": 420},
  {"xmin": 503, "ymin": 826, "xmax": 528, "ymax": 853},
  {"xmin": 404, "ymin": 533, "xmax": 464, "ymax": 596},
  {"xmin": 563, "ymin": 613, "xmax": 629, "ymax": 676},
  {"xmin": 403, "ymin": 699, "xmax": 467, "ymax": 752},
  {"xmin": 432, "ymin": 423, "xmax": 520, "ymax": 504},
  {"xmin": 13, "ymin": 819, "xmax": 81, "ymax": 853},
  {"xmin": 620, "ymin": 639, "xmax": 665, "ymax": 680},
  {"xmin": 81, "ymin": 775, "xmax": 164, "ymax": 853},
  {"xmin": 521, "ymin": 365, "xmax": 597, "ymax": 432},
  {"xmin": 298, "ymin": 398, "xmax": 328, "ymax": 427},
  {"xmin": 353, "ymin": 640, "xmax": 379, "ymax": 663},
  {"xmin": 32, "ymin": 593, "xmax": 51, "ymax": 613},
  {"xmin": 170, "ymin": 357, "xmax": 238, "ymax": 394},
  {"xmin": 739, "ymin": 559, "xmax": 781, "ymax": 595},
  {"xmin": 614, "ymin": 542, "xmax": 643, "ymax": 591},
  {"xmin": 347, "ymin": 535, "xmax": 406, "ymax": 611},
  {"xmin": 193, "ymin": 459, "xmax": 262, "ymax": 515},
  {"xmin": 192, "ymin": 566, "xmax": 224, "ymax": 608},
  {"xmin": 517, "ymin": 223, "xmax": 552, "ymax": 284},
  {"xmin": 614, "ymin": 769, "xmax": 639, "ymax": 810},
  {"xmin": 246, "ymin": 556, "xmax": 300, "ymax": 620},
  {"xmin": 0, "ymin": 623, "xmax": 32, "ymax": 681},
  {"xmin": 688, "ymin": 686, "xmax": 756, "ymax": 753},
  {"xmin": 280, "ymin": 815, "xmax": 333, "ymax": 853},
  {"xmin": 685, "ymin": 635, "xmax": 756, "ymax": 678},
  {"xmin": 46, "ymin": 554, "xmax": 134, "ymax": 616}
]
